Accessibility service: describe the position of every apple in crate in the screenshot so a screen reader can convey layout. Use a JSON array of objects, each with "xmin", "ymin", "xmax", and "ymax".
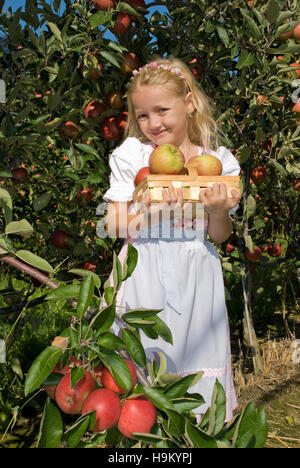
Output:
[
  {"xmin": 134, "ymin": 167, "xmax": 150, "ymax": 187},
  {"xmin": 186, "ymin": 154, "xmax": 222, "ymax": 176},
  {"xmin": 149, "ymin": 144, "xmax": 185, "ymax": 175}
]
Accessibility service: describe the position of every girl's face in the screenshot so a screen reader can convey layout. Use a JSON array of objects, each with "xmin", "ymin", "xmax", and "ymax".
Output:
[{"xmin": 131, "ymin": 85, "xmax": 194, "ymax": 149}]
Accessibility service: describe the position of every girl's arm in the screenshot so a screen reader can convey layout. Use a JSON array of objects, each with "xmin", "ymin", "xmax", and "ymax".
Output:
[{"xmin": 199, "ymin": 183, "xmax": 240, "ymax": 244}]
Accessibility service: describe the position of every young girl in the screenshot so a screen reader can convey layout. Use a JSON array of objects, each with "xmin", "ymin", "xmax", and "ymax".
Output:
[{"xmin": 103, "ymin": 57, "xmax": 241, "ymax": 422}]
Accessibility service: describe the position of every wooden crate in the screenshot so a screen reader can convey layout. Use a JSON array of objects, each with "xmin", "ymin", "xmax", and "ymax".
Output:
[{"xmin": 132, "ymin": 167, "xmax": 240, "ymax": 204}]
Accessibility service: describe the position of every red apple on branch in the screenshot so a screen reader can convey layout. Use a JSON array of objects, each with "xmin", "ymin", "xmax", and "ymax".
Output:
[
  {"xmin": 75, "ymin": 186, "xmax": 94, "ymax": 202},
  {"xmin": 106, "ymin": 90, "xmax": 124, "ymax": 110},
  {"xmin": 120, "ymin": 52, "xmax": 139, "ymax": 74},
  {"xmin": 293, "ymin": 23, "xmax": 300, "ymax": 41},
  {"xmin": 50, "ymin": 230, "xmax": 70, "ymax": 249},
  {"xmin": 244, "ymin": 246, "xmax": 262, "ymax": 262},
  {"xmin": 55, "ymin": 370, "xmax": 96, "ymax": 414},
  {"xmin": 93, "ymin": 0, "xmax": 116, "ymax": 11},
  {"xmin": 45, "ymin": 355, "xmax": 82, "ymax": 400},
  {"xmin": 117, "ymin": 395, "xmax": 157, "ymax": 439},
  {"xmin": 110, "ymin": 12, "xmax": 131, "ymax": 35},
  {"xmin": 149, "ymin": 144, "xmax": 185, "ymax": 175},
  {"xmin": 267, "ymin": 244, "xmax": 281, "ymax": 257},
  {"xmin": 81, "ymin": 388, "xmax": 121, "ymax": 432},
  {"xmin": 84, "ymin": 101, "xmax": 107, "ymax": 120},
  {"xmin": 251, "ymin": 166, "xmax": 267, "ymax": 185},
  {"xmin": 12, "ymin": 167, "xmax": 28, "ymax": 184},
  {"xmin": 100, "ymin": 117, "xmax": 121, "ymax": 141},
  {"xmin": 58, "ymin": 121, "xmax": 80, "ymax": 139}
]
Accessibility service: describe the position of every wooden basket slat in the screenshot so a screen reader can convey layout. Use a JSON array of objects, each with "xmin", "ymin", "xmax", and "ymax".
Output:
[{"xmin": 132, "ymin": 174, "xmax": 240, "ymax": 204}]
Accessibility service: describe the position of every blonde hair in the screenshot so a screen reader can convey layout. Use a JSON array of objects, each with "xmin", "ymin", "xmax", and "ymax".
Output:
[{"xmin": 124, "ymin": 56, "xmax": 220, "ymax": 152}]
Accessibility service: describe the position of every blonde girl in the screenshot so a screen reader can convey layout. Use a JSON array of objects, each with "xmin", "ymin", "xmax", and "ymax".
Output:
[{"xmin": 103, "ymin": 56, "xmax": 240, "ymax": 422}]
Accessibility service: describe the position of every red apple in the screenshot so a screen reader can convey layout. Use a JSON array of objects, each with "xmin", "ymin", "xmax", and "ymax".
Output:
[
  {"xmin": 149, "ymin": 144, "xmax": 185, "ymax": 175},
  {"xmin": 106, "ymin": 90, "xmax": 124, "ymax": 110},
  {"xmin": 100, "ymin": 117, "xmax": 121, "ymax": 141},
  {"xmin": 117, "ymin": 395, "xmax": 157, "ymax": 440},
  {"xmin": 84, "ymin": 100, "xmax": 107, "ymax": 120},
  {"xmin": 55, "ymin": 370, "xmax": 96, "ymax": 414},
  {"xmin": 110, "ymin": 12, "xmax": 131, "ymax": 35},
  {"xmin": 116, "ymin": 111, "xmax": 128, "ymax": 131},
  {"xmin": 292, "ymin": 99, "xmax": 300, "ymax": 114},
  {"xmin": 81, "ymin": 388, "xmax": 121, "ymax": 432},
  {"xmin": 251, "ymin": 166, "xmax": 267, "ymax": 185},
  {"xmin": 102, "ymin": 359, "xmax": 136, "ymax": 394},
  {"xmin": 93, "ymin": 0, "xmax": 115, "ymax": 10},
  {"xmin": 45, "ymin": 355, "xmax": 82, "ymax": 400},
  {"xmin": 12, "ymin": 167, "xmax": 28, "ymax": 184},
  {"xmin": 83, "ymin": 260, "xmax": 99, "ymax": 272},
  {"xmin": 267, "ymin": 244, "xmax": 281, "ymax": 257},
  {"xmin": 120, "ymin": 52, "xmax": 139, "ymax": 74},
  {"xmin": 75, "ymin": 186, "xmax": 94, "ymax": 202},
  {"xmin": 134, "ymin": 167, "xmax": 150, "ymax": 187},
  {"xmin": 186, "ymin": 154, "xmax": 222, "ymax": 176},
  {"xmin": 289, "ymin": 63, "xmax": 300, "ymax": 77},
  {"xmin": 58, "ymin": 121, "xmax": 80, "ymax": 139},
  {"xmin": 244, "ymin": 246, "xmax": 262, "ymax": 262},
  {"xmin": 50, "ymin": 229, "xmax": 70, "ymax": 249},
  {"xmin": 221, "ymin": 242, "xmax": 235, "ymax": 253},
  {"xmin": 293, "ymin": 23, "xmax": 300, "ymax": 41},
  {"xmin": 292, "ymin": 178, "xmax": 300, "ymax": 192},
  {"xmin": 257, "ymin": 95, "xmax": 267, "ymax": 106}
]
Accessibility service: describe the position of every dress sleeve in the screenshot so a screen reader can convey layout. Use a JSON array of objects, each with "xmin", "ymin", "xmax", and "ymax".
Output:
[
  {"xmin": 102, "ymin": 137, "xmax": 144, "ymax": 202},
  {"xmin": 215, "ymin": 146, "xmax": 241, "ymax": 215}
]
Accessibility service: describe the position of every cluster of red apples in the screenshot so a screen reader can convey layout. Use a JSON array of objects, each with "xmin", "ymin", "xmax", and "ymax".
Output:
[{"xmin": 45, "ymin": 355, "xmax": 156, "ymax": 439}]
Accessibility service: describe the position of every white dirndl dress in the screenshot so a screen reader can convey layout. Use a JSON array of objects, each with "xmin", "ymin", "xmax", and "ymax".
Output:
[{"xmin": 102, "ymin": 137, "xmax": 240, "ymax": 421}]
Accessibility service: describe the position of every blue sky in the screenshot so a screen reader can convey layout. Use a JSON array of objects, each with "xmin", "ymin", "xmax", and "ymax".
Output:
[{"xmin": 3, "ymin": 0, "xmax": 168, "ymax": 16}]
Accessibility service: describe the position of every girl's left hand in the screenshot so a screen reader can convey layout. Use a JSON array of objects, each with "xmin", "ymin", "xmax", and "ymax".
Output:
[{"xmin": 199, "ymin": 183, "xmax": 240, "ymax": 217}]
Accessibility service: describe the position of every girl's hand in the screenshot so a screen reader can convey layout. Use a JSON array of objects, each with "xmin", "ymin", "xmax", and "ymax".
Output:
[
  {"xmin": 199, "ymin": 183, "xmax": 240, "ymax": 217},
  {"xmin": 141, "ymin": 185, "xmax": 192, "ymax": 223}
]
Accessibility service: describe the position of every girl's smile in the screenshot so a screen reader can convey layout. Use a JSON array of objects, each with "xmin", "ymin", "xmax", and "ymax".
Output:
[{"xmin": 131, "ymin": 85, "xmax": 195, "ymax": 151}]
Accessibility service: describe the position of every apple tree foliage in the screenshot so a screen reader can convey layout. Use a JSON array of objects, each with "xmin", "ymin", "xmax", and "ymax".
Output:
[{"xmin": 0, "ymin": 0, "xmax": 299, "ymax": 447}]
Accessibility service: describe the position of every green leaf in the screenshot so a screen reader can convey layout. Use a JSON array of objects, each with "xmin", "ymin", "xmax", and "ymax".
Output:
[
  {"xmin": 245, "ymin": 194, "xmax": 256, "ymax": 218},
  {"xmin": 99, "ymin": 349, "xmax": 132, "ymax": 392},
  {"xmin": 185, "ymin": 419, "xmax": 218, "ymax": 448},
  {"xmin": 70, "ymin": 366, "xmax": 85, "ymax": 389},
  {"xmin": 171, "ymin": 395, "xmax": 205, "ymax": 413},
  {"xmin": 233, "ymin": 403, "xmax": 268, "ymax": 448},
  {"xmin": 165, "ymin": 372, "xmax": 203, "ymax": 399},
  {"xmin": 89, "ymin": 302, "xmax": 116, "ymax": 333},
  {"xmin": 46, "ymin": 284, "xmax": 80, "ymax": 300},
  {"xmin": 112, "ymin": 251, "xmax": 122, "ymax": 292},
  {"xmin": 207, "ymin": 379, "xmax": 226, "ymax": 436},
  {"xmin": 77, "ymin": 275, "xmax": 94, "ymax": 319},
  {"xmin": 89, "ymin": 11, "xmax": 113, "ymax": 28},
  {"xmin": 144, "ymin": 387, "xmax": 176, "ymax": 412},
  {"xmin": 265, "ymin": 0, "xmax": 280, "ymax": 24},
  {"xmin": 25, "ymin": 346, "xmax": 63, "ymax": 396},
  {"xmin": 0, "ymin": 187, "xmax": 13, "ymax": 224},
  {"xmin": 100, "ymin": 51, "xmax": 120, "ymax": 68},
  {"xmin": 64, "ymin": 413, "xmax": 93, "ymax": 448},
  {"xmin": 122, "ymin": 308, "xmax": 163, "ymax": 323},
  {"xmin": 37, "ymin": 398, "xmax": 63, "ymax": 448},
  {"xmin": 47, "ymin": 22, "xmax": 63, "ymax": 43},
  {"xmin": 240, "ymin": 9, "xmax": 262, "ymax": 41},
  {"xmin": 15, "ymin": 250, "xmax": 54, "ymax": 273},
  {"xmin": 69, "ymin": 269, "xmax": 100, "ymax": 289},
  {"xmin": 121, "ymin": 328, "xmax": 147, "ymax": 368},
  {"xmin": 33, "ymin": 192, "xmax": 52, "ymax": 212},
  {"xmin": 216, "ymin": 26, "xmax": 229, "ymax": 47},
  {"xmin": 98, "ymin": 331, "xmax": 125, "ymax": 350},
  {"xmin": 5, "ymin": 220, "xmax": 33, "ymax": 238},
  {"xmin": 122, "ymin": 243, "xmax": 138, "ymax": 281}
]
